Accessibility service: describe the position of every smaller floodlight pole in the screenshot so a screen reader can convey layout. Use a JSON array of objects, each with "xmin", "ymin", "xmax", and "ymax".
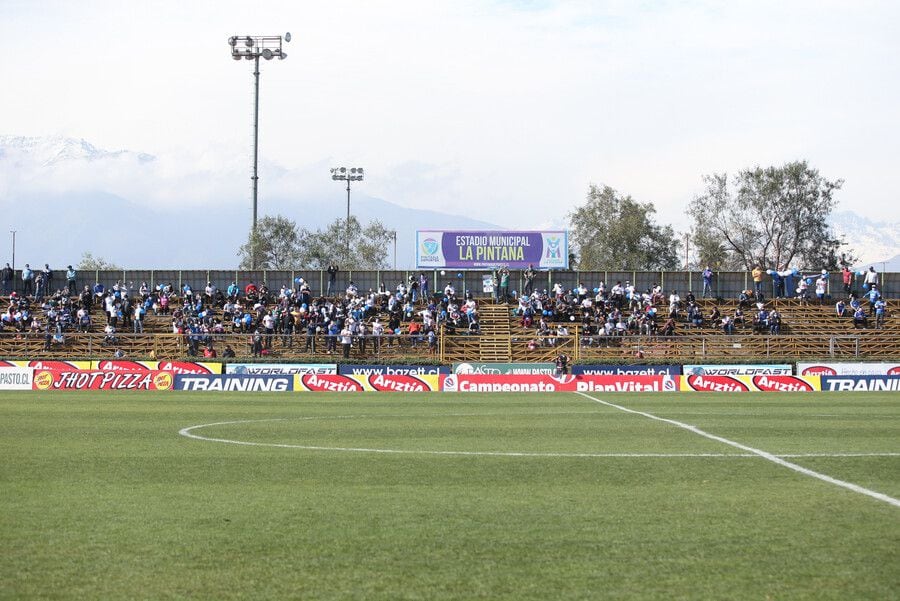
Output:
[
  {"xmin": 228, "ymin": 33, "xmax": 289, "ymax": 269},
  {"xmin": 330, "ymin": 167, "xmax": 364, "ymax": 258}
]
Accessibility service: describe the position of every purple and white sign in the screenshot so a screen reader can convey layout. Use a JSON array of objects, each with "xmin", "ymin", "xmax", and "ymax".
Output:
[{"xmin": 416, "ymin": 230, "xmax": 568, "ymax": 269}]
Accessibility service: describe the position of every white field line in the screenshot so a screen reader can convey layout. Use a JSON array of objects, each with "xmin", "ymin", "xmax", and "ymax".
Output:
[
  {"xmin": 178, "ymin": 418, "xmax": 900, "ymax": 461},
  {"xmin": 576, "ymin": 392, "xmax": 900, "ymax": 509}
]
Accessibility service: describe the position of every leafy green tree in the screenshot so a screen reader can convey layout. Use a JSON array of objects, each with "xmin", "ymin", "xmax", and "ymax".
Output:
[
  {"xmin": 238, "ymin": 215, "xmax": 304, "ymax": 269},
  {"xmin": 688, "ymin": 161, "xmax": 846, "ymax": 270},
  {"xmin": 77, "ymin": 252, "xmax": 120, "ymax": 270},
  {"xmin": 568, "ymin": 185, "xmax": 678, "ymax": 270},
  {"xmin": 238, "ymin": 215, "xmax": 396, "ymax": 269},
  {"xmin": 297, "ymin": 216, "xmax": 395, "ymax": 269}
]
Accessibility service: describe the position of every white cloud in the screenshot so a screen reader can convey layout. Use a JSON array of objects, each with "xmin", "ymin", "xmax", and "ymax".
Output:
[{"xmin": 2, "ymin": 0, "xmax": 899, "ymax": 233}]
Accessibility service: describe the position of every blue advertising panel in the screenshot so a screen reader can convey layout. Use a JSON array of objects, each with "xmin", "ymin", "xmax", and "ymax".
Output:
[
  {"xmin": 821, "ymin": 375, "xmax": 900, "ymax": 391},
  {"xmin": 416, "ymin": 230, "xmax": 568, "ymax": 269},
  {"xmin": 174, "ymin": 374, "xmax": 294, "ymax": 392},
  {"xmin": 337, "ymin": 364, "xmax": 450, "ymax": 375},
  {"xmin": 571, "ymin": 364, "xmax": 681, "ymax": 376}
]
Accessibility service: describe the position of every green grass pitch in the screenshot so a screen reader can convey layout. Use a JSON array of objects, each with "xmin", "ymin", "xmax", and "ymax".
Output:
[{"xmin": 1, "ymin": 391, "xmax": 898, "ymax": 600}]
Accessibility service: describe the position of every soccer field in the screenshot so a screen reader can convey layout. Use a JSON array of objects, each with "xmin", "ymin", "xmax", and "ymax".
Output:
[{"xmin": 2, "ymin": 391, "xmax": 898, "ymax": 600}]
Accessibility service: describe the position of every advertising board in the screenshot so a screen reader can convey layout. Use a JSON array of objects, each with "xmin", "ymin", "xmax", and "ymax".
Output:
[
  {"xmin": 0, "ymin": 367, "xmax": 34, "ymax": 390},
  {"xmin": 797, "ymin": 362, "xmax": 900, "ymax": 376},
  {"xmin": 442, "ymin": 374, "xmax": 677, "ymax": 393},
  {"xmin": 820, "ymin": 375, "xmax": 900, "ymax": 392},
  {"xmin": 174, "ymin": 374, "xmax": 293, "ymax": 392},
  {"xmin": 2, "ymin": 360, "xmax": 92, "ymax": 371},
  {"xmin": 32, "ymin": 370, "xmax": 173, "ymax": 391},
  {"xmin": 294, "ymin": 373, "xmax": 440, "ymax": 392},
  {"xmin": 337, "ymin": 365, "xmax": 449, "ymax": 376},
  {"xmin": 453, "ymin": 362, "xmax": 556, "ymax": 375},
  {"xmin": 571, "ymin": 365, "xmax": 681, "ymax": 376},
  {"xmin": 679, "ymin": 375, "xmax": 820, "ymax": 392},
  {"xmin": 92, "ymin": 360, "xmax": 223, "ymax": 374},
  {"xmin": 416, "ymin": 230, "xmax": 568, "ymax": 269},
  {"xmin": 225, "ymin": 363, "xmax": 337, "ymax": 375},
  {"xmin": 683, "ymin": 364, "xmax": 792, "ymax": 376}
]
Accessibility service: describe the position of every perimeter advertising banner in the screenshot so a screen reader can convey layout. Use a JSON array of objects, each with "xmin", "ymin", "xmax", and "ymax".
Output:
[
  {"xmin": 337, "ymin": 365, "xmax": 449, "ymax": 376},
  {"xmin": 1, "ymin": 360, "xmax": 92, "ymax": 371},
  {"xmin": 416, "ymin": 230, "xmax": 568, "ymax": 269},
  {"xmin": 174, "ymin": 374, "xmax": 294, "ymax": 392},
  {"xmin": 294, "ymin": 373, "xmax": 441, "ymax": 392},
  {"xmin": 453, "ymin": 362, "xmax": 556, "ymax": 375},
  {"xmin": 0, "ymin": 367, "xmax": 34, "ymax": 390},
  {"xmin": 442, "ymin": 374, "xmax": 677, "ymax": 392},
  {"xmin": 225, "ymin": 363, "xmax": 337, "ymax": 375},
  {"xmin": 678, "ymin": 375, "xmax": 821, "ymax": 392},
  {"xmin": 32, "ymin": 370, "xmax": 174, "ymax": 391},
  {"xmin": 820, "ymin": 375, "xmax": 900, "ymax": 391},
  {"xmin": 683, "ymin": 364, "xmax": 793, "ymax": 376},
  {"xmin": 92, "ymin": 361, "xmax": 223, "ymax": 374},
  {"xmin": 572, "ymin": 365, "xmax": 681, "ymax": 376},
  {"xmin": 797, "ymin": 362, "xmax": 900, "ymax": 376}
]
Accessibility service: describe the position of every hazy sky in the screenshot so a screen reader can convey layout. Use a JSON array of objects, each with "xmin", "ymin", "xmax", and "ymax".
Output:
[{"xmin": 3, "ymin": 0, "xmax": 899, "ymax": 232}]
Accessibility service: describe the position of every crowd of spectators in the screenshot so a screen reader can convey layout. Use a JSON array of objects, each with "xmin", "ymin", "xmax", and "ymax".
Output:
[{"xmin": 0, "ymin": 264, "xmax": 893, "ymax": 358}]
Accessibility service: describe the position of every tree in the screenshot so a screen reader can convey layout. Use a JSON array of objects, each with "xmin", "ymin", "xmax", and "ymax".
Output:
[
  {"xmin": 568, "ymin": 184, "xmax": 679, "ymax": 270},
  {"xmin": 237, "ymin": 215, "xmax": 396, "ymax": 270},
  {"xmin": 297, "ymin": 216, "xmax": 395, "ymax": 269},
  {"xmin": 688, "ymin": 161, "xmax": 846, "ymax": 270},
  {"xmin": 77, "ymin": 252, "xmax": 120, "ymax": 270},
  {"xmin": 238, "ymin": 215, "xmax": 303, "ymax": 270}
]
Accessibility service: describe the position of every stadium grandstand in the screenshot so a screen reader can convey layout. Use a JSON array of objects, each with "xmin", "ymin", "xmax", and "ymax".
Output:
[{"xmin": 1, "ymin": 267, "xmax": 897, "ymax": 363}]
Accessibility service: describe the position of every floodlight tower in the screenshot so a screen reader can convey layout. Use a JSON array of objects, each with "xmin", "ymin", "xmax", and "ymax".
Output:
[
  {"xmin": 330, "ymin": 166, "xmax": 364, "ymax": 257},
  {"xmin": 228, "ymin": 32, "xmax": 290, "ymax": 268}
]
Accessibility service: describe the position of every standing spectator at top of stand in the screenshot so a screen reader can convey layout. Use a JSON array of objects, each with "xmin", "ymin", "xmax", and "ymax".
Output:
[
  {"xmin": 751, "ymin": 264, "xmax": 763, "ymax": 298},
  {"xmin": 523, "ymin": 264, "xmax": 536, "ymax": 296},
  {"xmin": 702, "ymin": 265, "xmax": 714, "ymax": 298},
  {"xmin": 498, "ymin": 266, "xmax": 510, "ymax": 303},
  {"xmin": 22, "ymin": 264, "xmax": 34, "ymax": 297},
  {"xmin": 327, "ymin": 265, "xmax": 339, "ymax": 296},
  {"xmin": 864, "ymin": 266, "xmax": 879, "ymax": 291},
  {"xmin": 1, "ymin": 263, "xmax": 12, "ymax": 296},
  {"xmin": 66, "ymin": 265, "xmax": 77, "ymax": 296},
  {"xmin": 842, "ymin": 265, "xmax": 853, "ymax": 295}
]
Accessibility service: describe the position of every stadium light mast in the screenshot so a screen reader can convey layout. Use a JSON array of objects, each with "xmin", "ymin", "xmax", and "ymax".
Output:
[
  {"xmin": 330, "ymin": 167, "xmax": 364, "ymax": 258},
  {"xmin": 9, "ymin": 230, "xmax": 16, "ymax": 272},
  {"xmin": 228, "ymin": 32, "xmax": 290, "ymax": 269}
]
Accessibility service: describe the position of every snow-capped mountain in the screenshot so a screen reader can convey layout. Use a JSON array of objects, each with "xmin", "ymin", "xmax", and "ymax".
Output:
[
  {"xmin": 829, "ymin": 210, "xmax": 900, "ymax": 268},
  {"xmin": 0, "ymin": 135, "xmax": 155, "ymax": 166}
]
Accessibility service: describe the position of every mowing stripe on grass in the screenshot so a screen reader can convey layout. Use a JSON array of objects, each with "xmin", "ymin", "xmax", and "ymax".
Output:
[
  {"xmin": 576, "ymin": 392, "xmax": 900, "ymax": 509},
  {"xmin": 178, "ymin": 418, "xmax": 900, "ymax": 460}
]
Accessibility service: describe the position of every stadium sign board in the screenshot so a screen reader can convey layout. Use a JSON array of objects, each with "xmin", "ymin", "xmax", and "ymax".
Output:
[
  {"xmin": 453, "ymin": 362, "xmax": 556, "ymax": 375},
  {"xmin": 338, "ymin": 364, "xmax": 449, "ymax": 375},
  {"xmin": 572, "ymin": 364, "xmax": 681, "ymax": 376},
  {"xmin": 416, "ymin": 230, "xmax": 568, "ymax": 269},
  {"xmin": 225, "ymin": 363, "xmax": 337, "ymax": 375},
  {"xmin": 797, "ymin": 362, "xmax": 900, "ymax": 376},
  {"xmin": 683, "ymin": 364, "xmax": 792, "ymax": 376},
  {"xmin": 820, "ymin": 375, "xmax": 900, "ymax": 391}
]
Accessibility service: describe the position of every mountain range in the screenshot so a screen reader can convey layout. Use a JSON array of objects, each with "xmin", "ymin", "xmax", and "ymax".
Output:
[{"xmin": 1, "ymin": 135, "xmax": 898, "ymax": 271}]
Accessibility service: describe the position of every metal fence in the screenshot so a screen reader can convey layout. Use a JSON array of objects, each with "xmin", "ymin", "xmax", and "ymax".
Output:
[{"xmin": 13, "ymin": 268, "xmax": 894, "ymax": 301}]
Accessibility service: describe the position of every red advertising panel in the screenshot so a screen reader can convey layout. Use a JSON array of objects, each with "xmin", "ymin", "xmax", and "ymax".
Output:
[
  {"xmin": 750, "ymin": 375, "xmax": 815, "ymax": 392},
  {"xmin": 681, "ymin": 375, "xmax": 751, "ymax": 392},
  {"xmin": 293, "ymin": 373, "xmax": 440, "ymax": 392},
  {"xmin": 441, "ymin": 374, "xmax": 677, "ymax": 392},
  {"xmin": 679, "ymin": 375, "xmax": 819, "ymax": 392},
  {"xmin": 296, "ymin": 374, "xmax": 366, "ymax": 392},
  {"xmin": 364, "ymin": 373, "xmax": 438, "ymax": 392},
  {"xmin": 92, "ymin": 361, "xmax": 221, "ymax": 374},
  {"xmin": 32, "ymin": 370, "xmax": 174, "ymax": 391}
]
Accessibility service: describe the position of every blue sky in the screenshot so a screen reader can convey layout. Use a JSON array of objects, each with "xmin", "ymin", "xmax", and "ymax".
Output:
[{"xmin": 2, "ymin": 0, "xmax": 899, "ymax": 232}]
